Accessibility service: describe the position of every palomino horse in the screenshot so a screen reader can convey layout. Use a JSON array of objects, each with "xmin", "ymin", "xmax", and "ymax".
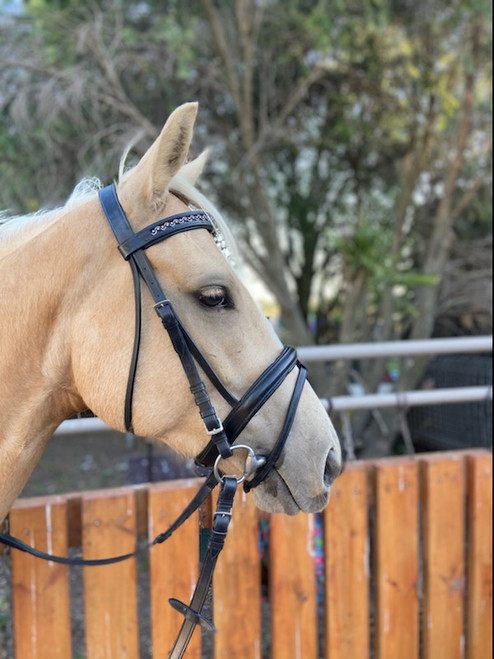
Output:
[{"xmin": 0, "ymin": 103, "xmax": 341, "ymax": 524}]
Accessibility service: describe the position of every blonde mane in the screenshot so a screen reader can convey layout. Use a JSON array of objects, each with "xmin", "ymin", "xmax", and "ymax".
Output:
[
  {"xmin": 0, "ymin": 171, "xmax": 237, "ymax": 263},
  {"xmin": 0, "ymin": 210, "xmax": 60, "ymax": 258},
  {"xmin": 0, "ymin": 178, "xmax": 103, "ymax": 259}
]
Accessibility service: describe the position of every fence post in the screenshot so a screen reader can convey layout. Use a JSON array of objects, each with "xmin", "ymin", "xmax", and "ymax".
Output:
[
  {"xmin": 9, "ymin": 497, "xmax": 72, "ymax": 659},
  {"xmin": 213, "ymin": 488, "xmax": 262, "ymax": 658},
  {"xmin": 420, "ymin": 453, "xmax": 466, "ymax": 659},
  {"xmin": 270, "ymin": 512, "xmax": 318, "ymax": 658},
  {"xmin": 466, "ymin": 451, "xmax": 492, "ymax": 659},
  {"xmin": 373, "ymin": 458, "xmax": 419, "ymax": 659},
  {"xmin": 324, "ymin": 461, "xmax": 370, "ymax": 659},
  {"xmin": 82, "ymin": 489, "xmax": 139, "ymax": 659},
  {"xmin": 148, "ymin": 480, "xmax": 202, "ymax": 658}
]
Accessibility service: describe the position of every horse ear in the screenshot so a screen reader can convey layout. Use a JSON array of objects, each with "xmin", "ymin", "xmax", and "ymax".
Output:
[
  {"xmin": 180, "ymin": 149, "xmax": 209, "ymax": 185},
  {"xmin": 119, "ymin": 102, "xmax": 198, "ymax": 206}
]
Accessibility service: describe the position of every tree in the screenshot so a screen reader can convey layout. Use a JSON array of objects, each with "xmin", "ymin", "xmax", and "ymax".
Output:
[
  {"xmin": 184, "ymin": 0, "xmax": 492, "ymax": 400},
  {"xmin": 1, "ymin": 0, "xmax": 491, "ymax": 413}
]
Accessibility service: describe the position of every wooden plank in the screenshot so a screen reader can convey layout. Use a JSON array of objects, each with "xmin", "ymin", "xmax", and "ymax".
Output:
[
  {"xmin": 270, "ymin": 512, "xmax": 318, "ymax": 658},
  {"xmin": 466, "ymin": 452, "xmax": 492, "ymax": 659},
  {"xmin": 148, "ymin": 480, "xmax": 202, "ymax": 658},
  {"xmin": 324, "ymin": 462, "xmax": 370, "ymax": 659},
  {"xmin": 213, "ymin": 489, "xmax": 261, "ymax": 658},
  {"xmin": 9, "ymin": 498, "xmax": 71, "ymax": 659},
  {"xmin": 82, "ymin": 490, "xmax": 139, "ymax": 659},
  {"xmin": 420, "ymin": 453, "xmax": 466, "ymax": 659},
  {"xmin": 0, "ymin": 518, "xmax": 7, "ymax": 556},
  {"xmin": 373, "ymin": 458, "xmax": 419, "ymax": 659},
  {"xmin": 10, "ymin": 485, "xmax": 152, "ymax": 549}
]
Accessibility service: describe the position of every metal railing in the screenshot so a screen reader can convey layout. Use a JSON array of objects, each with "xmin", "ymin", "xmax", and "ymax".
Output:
[
  {"xmin": 55, "ymin": 335, "xmax": 492, "ymax": 434},
  {"xmin": 297, "ymin": 334, "xmax": 492, "ymax": 361}
]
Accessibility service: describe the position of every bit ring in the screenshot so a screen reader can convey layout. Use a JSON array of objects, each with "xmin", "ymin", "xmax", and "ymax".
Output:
[{"xmin": 213, "ymin": 444, "xmax": 256, "ymax": 484}]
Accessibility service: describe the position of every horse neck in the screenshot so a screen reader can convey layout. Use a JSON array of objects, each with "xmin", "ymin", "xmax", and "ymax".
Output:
[{"xmin": 0, "ymin": 198, "xmax": 106, "ymax": 516}]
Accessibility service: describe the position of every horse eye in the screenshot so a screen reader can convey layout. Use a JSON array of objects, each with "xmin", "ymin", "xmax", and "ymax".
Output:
[{"xmin": 198, "ymin": 286, "xmax": 231, "ymax": 309}]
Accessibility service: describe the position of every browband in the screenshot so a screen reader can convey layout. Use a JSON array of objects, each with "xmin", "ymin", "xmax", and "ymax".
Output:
[{"xmin": 118, "ymin": 211, "xmax": 214, "ymax": 259}]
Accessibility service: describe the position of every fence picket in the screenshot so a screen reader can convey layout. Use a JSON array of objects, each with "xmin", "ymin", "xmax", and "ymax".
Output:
[
  {"xmin": 213, "ymin": 488, "xmax": 262, "ymax": 658},
  {"xmin": 420, "ymin": 454, "xmax": 466, "ymax": 659},
  {"xmin": 324, "ymin": 462, "xmax": 370, "ymax": 659},
  {"xmin": 9, "ymin": 498, "xmax": 71, "ymax": 659},
  {"xmin": 373, "ymin": 458, "xmax": 419, "ymax": 659},
  {"xmin": 82, "ymin": 490, "xmax": 139, "ymax": 659},
  {"xmin": 148, "ymin": 480, "xmax": 202, "ymax": 658},
  {"xmin": 466, "ymin": 452, "xmax": 492, "ymax": 659},
  {"xmin": 270, "ymin": 512, "xmax": 318, "ymax": 658},
  {"xmin": 5, "ymin": 450, "xmax": 492, "ymax": 659}
]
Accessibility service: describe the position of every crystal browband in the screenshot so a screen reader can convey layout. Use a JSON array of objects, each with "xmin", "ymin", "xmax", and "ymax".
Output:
[
  {"xmin": 150, "ymin": 212, "xmax": 212, "ymax": 236},
  {"xmin": 118, "ymin": 210, "xmax": 214, "ymax": 260}
]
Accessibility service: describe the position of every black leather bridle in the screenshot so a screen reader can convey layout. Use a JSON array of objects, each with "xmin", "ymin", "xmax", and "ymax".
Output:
[
  {"xmin": 0, "ymin": 184, "xmax": 310, "ymax": 658},
  {"xmin": 98, "ymin": 184, "xmax": 307, "ymax": 489}
]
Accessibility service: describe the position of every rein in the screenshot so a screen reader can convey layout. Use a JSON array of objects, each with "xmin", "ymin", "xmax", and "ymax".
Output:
[{"xmin": 0, "ymin": 184, "xmax": 308, "ymax": 658}]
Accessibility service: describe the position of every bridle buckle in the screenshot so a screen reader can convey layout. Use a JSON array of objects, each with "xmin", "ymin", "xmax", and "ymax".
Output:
[
  {"xmin": 206, "ymin": 421, "xmax": 224, "ymax": 436},
  {"xmin": 154, "ymin": 298, "xmax": 170, "ymax": 311}
]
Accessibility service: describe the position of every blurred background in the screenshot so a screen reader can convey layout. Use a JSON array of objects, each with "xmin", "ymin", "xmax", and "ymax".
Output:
[{"xmin": 0, "ymin": 0, "xmax": 491, "ymax": 479}]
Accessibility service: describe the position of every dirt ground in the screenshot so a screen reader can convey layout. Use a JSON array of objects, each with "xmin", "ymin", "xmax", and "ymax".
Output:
[{"xmin": 19, "ymin": 429, "xmax": 196, "ymax": 498}]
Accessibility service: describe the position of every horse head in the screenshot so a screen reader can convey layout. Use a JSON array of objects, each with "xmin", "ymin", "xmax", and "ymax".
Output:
[{"xmin": 68, "ymin": 103, "xmax": 341, "ymax": 514}]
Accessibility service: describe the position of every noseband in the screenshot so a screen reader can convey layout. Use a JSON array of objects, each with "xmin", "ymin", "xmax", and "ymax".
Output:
[{"xmin": 98, "ymin": 184, "xmax": 307, "ymax": 488}]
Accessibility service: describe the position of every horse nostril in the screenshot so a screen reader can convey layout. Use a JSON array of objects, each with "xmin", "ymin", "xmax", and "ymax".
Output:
[{"xmin": 324, "ymin": 448, "xmax": 342, "ymax": 487}]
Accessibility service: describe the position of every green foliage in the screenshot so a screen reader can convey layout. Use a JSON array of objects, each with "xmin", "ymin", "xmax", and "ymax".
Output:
[
  {"xmin": 336, "ymin": 220, "xmax": 438, "ymax": 309},
  {"xmin": 0, "ymin": 0, "xmax": 490, "ymax": 347}
]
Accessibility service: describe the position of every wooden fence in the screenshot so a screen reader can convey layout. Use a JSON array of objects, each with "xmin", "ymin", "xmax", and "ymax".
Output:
[{"xmin": 1, "ymin": 449, "xmax": 491, "ymax": 658}]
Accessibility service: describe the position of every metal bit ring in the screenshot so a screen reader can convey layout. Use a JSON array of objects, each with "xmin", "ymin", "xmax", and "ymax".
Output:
[{"xmin": 213, "ymin": 444, "xmax": 256, "ymax": 484}]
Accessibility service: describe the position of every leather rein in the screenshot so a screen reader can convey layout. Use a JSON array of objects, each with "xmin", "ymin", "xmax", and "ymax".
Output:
[{"xmin": 0, "ymin": 184, "xmax": 308, "ymax": 658}]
